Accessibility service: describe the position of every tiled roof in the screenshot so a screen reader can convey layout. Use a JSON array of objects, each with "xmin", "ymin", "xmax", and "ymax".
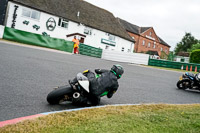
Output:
[
  {"xmin": 12, "ymin": 0, "xmax": 134, "ymax": 42},
  {"xmin": 118, "ymin": 18, "xmax": 170, "ymax": 47}
]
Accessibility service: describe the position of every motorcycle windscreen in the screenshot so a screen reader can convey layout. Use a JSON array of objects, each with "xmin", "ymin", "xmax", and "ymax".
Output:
[{"xmin": 78, "ymin": 80, "xmax": 90, "ymax": 93}]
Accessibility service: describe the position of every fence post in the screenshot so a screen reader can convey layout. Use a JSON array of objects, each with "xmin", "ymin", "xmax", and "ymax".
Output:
[{"xmin": 181, "ymin": 65, "xmax": 183, "ymax": 70}]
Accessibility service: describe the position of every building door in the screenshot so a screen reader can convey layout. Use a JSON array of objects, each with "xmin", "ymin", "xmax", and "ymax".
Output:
[
  {"xmin": 80, "ymin": 37, "xmax": 85, "ymax": 43},
  {"xmin": 0, "ymin": 0, "xmax": 8, "ymax": 25}
]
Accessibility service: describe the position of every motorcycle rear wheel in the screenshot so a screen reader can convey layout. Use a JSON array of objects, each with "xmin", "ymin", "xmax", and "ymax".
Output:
[
  {"xmin": 177, "ymin": 80, "xmax": 190, "ymax": 90},
  {"xmin": 47, "ymin": 85, "xmax": 73, "ymax": 104}
]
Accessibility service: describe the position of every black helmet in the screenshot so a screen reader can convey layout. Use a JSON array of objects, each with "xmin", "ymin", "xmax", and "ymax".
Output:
[{"xmin": 111, "ymin": 65, "xmax": 124, "ymax": 79}]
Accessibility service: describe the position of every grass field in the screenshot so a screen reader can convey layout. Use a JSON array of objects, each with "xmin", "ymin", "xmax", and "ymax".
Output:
[{"xmin": 1, "ymin": 104, "xmax": 200, "ymax": 133}]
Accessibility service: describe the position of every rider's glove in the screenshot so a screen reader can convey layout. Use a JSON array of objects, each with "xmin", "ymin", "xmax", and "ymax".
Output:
[{"xmin": 107, "ymin": 91, "xmax": 116, "ymax": 98}]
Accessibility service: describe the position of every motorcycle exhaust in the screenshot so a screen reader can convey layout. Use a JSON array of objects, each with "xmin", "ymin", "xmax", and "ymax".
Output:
[{"xmin": 73, "ymin": 92, "xmax": 80, "ymax": 99}]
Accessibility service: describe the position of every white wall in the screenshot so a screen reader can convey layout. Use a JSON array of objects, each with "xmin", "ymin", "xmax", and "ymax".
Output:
[
  {"xmin": 174, "ymin": 57, "xmax": 189, "ymax": 63},
  {"xmin": 6, "ymin": 2, "xmax": 73, "ymax": 40},
  {"xmin": 5, "ymin": 2, "xmax": 134, "ymax": 53},
  {"xmin": 102, "ymin": 50, "xmax": 149, "ymax": 65},
  {"xmin": 0, "ymin": 25, "xmax": 5, "ymax": 38}
]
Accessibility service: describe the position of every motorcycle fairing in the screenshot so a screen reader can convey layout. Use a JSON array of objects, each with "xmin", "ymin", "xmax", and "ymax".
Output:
[
  {"xmin": 185, "ymin": 72, "xmax": 195, "ymax": 80},
  {"xmin": 77, "ymin": 73, "xmax": 90, "ymax": 93},
  {"xmin": 78, "ymin": 80, "xmax": 90, "ymax": 93}
]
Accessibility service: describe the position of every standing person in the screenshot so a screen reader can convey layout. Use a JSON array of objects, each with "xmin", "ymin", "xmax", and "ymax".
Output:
[{"xmin": 72, "ymin": 36, "xmax": 80, "ymax": 54}]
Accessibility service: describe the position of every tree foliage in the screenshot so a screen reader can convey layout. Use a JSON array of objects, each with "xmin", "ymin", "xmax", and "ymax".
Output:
[
  {"xmin": 174, "ymin": 32, "xmax": 199, "ymax": 55},
  {"xmin": 189, "ymin": 49, "xmax": 200, "ymax": 63},
  {"xmin": 187, "ymin": 43, "xmax": 200, "ymax": 52}
]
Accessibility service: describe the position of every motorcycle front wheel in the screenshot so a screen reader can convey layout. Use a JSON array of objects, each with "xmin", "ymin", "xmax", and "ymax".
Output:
[
  {"xmin": 177, "ymin": 80, "xmax": 191, "ymax": 90},
  {"xmin": 47, "ymin": 85, "xmax": 74, "ymax": 105}
]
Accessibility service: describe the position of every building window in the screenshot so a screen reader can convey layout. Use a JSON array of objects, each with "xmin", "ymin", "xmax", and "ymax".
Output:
[
  {"xmin": 22, "ymin": 9, "xmax": 31, "ymax": 18},
  {"xmin": 150, "ymin": 32, "xmax": 152, "ymax": 36},
  {"xmin": 106, "ymin": 33, "xmax": 115, "ymax": 41},
  {"xmin": 84, "ymin": 27, "xmax": 92, "ymax": 35},
  {"xmin": 121, "ymin": 47, "xmax": 124, "ymax": 52},
  {"xmin": 161, "ymin": 47, "xmax": 163, "ymax": 51},
  {"xmin": 153, "ymin": 44, "xmax": 156, "ymax": 48},
  {"xmin": 148, "ymin": 42, "xmax": 151, "ymax": 47},
  {"xmin": 142, "ymin": 40, "xmax": 145, "ymax": 46},
  {"xmin": 58, "ymin": 18, "xmax": 68, "ymax": 28},
  {"xmin": 22, "ymin": 8, "xmax": 40, "ymax": 20},
  {"xmin": 153, "ymin": 42, "xmax": 156, "ymax": 48},
  {"xmin": 31, "ymin": 11, "xmax": 40, "ymax": 19},
  {"xmin": 109, "ymin": 34, "xmax": 115, "ymax": 41}
]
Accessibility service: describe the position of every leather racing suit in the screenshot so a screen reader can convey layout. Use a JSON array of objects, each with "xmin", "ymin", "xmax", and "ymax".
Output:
[{"xmin": 71, "ymin": 69, "xmax": 119, "ymax": 106}]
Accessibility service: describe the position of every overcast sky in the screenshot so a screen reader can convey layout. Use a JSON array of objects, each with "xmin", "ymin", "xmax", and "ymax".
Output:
[{"xmin": 84, "ymin": 0, "xmax": 200, "ymax": 51}]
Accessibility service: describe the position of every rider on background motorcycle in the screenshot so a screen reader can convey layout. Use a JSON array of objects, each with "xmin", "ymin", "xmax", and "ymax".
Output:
[
  {"xmin": 70, "ymin": 64, "xmax": 124, "ymax": 106},
  {"xmin": 196, "ymin": 73, "xmax": 200, "ymax": 81}
]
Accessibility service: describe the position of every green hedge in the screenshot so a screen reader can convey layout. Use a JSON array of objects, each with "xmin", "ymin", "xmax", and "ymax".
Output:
[{"xmin": 190, "ymin": 49, "xmax": 200, "ymax": 64}]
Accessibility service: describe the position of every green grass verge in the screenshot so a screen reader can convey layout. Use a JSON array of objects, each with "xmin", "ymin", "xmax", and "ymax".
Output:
[{"xmin": 1, "ymin": 104, "xmax": 200, "ymax": 133}]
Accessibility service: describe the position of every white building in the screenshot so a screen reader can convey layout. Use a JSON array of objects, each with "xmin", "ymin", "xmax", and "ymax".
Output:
[{"xmin": 1, "ymin": 0, "xmax": 135, "ymax": 53}]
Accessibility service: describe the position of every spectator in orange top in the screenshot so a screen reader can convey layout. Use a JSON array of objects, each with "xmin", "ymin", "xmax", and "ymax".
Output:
[{"xmin": 72, "ymin": 36, "xmax": 80, "ymax": 54}]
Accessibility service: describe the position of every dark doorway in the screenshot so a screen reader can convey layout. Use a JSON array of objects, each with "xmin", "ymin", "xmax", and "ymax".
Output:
[
  {"xmin": 80, "ymin": 37, "xmax": 84, "ymax": 43},
  {"xmin": 0, "ymin": 0, "xmax": 8, "ymax": 25}
]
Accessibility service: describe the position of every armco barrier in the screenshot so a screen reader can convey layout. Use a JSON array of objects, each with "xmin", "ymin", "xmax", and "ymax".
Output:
[
  {"xmin": 79, "ymin": 43, "xmax": 102, "ymax": 58},
  {"xmin": 3, "ymin": 27, "xmax": 74, "ymax": 53},
  {"xmin": 148, "ymin": 59, "xmax": 200, "ymax": 72}
]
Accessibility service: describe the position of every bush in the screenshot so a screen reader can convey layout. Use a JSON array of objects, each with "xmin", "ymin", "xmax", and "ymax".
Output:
[{"xmin": 190, "ymin": 49, "xmax": 200, "ymax": 63}]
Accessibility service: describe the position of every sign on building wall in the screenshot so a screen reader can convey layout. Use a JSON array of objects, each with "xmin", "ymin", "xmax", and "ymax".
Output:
[
  {"xmin": 46, "ymin": 17, "xmax": 56, "ymax": 31},
  {"xmin": 11, "ymin": 5, "xmax": 19, "ymax": 28},
  {"xmin": 101, "ymin": 39, "xmax": 116, "ymax": 46}
]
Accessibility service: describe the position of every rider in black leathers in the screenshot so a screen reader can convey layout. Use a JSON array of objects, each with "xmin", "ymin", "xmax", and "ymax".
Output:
[{"xmin": 70, "ymin": 64, "xmax": 124, "ymax": 106}]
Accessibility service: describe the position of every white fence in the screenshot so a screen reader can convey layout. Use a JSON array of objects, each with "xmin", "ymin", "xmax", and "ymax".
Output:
[
  {"xmin": 0, "ymin": 25, "xmax": 5, "ymax": 39},
  {"xmin": 102, "ymin": 50, "xmax": 149, "ymax": 65}
]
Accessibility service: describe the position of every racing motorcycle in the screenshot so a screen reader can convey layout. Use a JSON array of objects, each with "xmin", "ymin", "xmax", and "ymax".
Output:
[
  {"xmin": 176, "ymin": 72, "xmax": 200, "ymax": 90},
  {"xmin": 47, "ymin": 72, "xmax": 108, "ymax": 105}
]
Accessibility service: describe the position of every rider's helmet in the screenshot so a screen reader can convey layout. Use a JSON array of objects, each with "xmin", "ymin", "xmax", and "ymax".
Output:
[
  {"xmin": 196, "ymin": 73, "xmax": 200, "ymax": 81},
  {"xmin": 111, "ymin": 64, "xmax": 124, "ymax": 79}
]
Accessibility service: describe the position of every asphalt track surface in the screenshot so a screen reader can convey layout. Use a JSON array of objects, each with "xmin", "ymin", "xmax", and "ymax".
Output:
[{"xmin": 0, "ymin": 41, "xmax": 200, "ymax": 121}]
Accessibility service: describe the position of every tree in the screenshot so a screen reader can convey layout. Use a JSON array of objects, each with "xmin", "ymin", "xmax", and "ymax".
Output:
[
  {"xmin": 187, "ymin": 43, "xmax": 200, "ymax": 52},
  {"xmin": 167, "ymin": 51, "xmax": 175, "ymax": 61},
  {"xmin": 190, "ymin": 49, "xmax": 200, "ymax": 63},
  {"xmin": 174, "ymin": 32, "xmax": 199, "ymax": 55}
]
